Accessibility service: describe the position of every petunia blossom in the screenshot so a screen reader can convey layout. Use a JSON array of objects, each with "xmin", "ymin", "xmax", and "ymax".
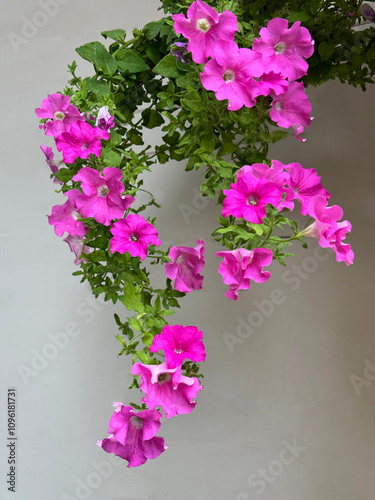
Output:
[
  {"xmin": 305, "ymin": 195, "xmax": 343, "ymax": 231},
  {"xmin": 171, "ymin": 42, "xmax": 189, "ymax": 64},
  {"xmin": 284, "ymin": 162, "xmax": 330, "ymax": 215},
  {"xmin": 97, "ymin": 403, "xmax": 167, "ymax": 468},
  {"xmin": 95, "ymin": 106, "xmax": 115, "ymax": 131},
  {"xmin": 165, "ymin": 239, "xmax": 205, "ymax": 293},
  {"xmin": 253, "ymin": 71, "xmax": 289, "ymax": 98},
  {"xmin": 35, "ymin": 93, "xmax": 83, "ymax": 137},
  {"xmin": 172, "ymin": 0, "xmax": 238, "ymax": 64},
  {"xmin": 270, "ymin": 81, "xmax": 313, "ymax": 141},
  {"xmin": 318, "ymin": 220, "xmax": 354, "ymax": 265},
  {"xmin": 252, "ymin": 18, "xmax": 314, "ymax": 81},
  {"xmin": 72, "ymin": 167, "xmax": 134, "ymax": 226},
  {"xmin": 55, "ymin": 120, "xmax": 109, "ymax": 164},
  {"xmin": 40, "ymin": 145, "xmax": 63, "ymax": 185},
  {"xmin": 216, "ymin": 248, "xmax": 273, "ymax": 301},
  {"xmin": 110, "ymin": 214, "xmax": 161, "ymax": 261},
  {"xmin": 222, "ymin": 174, "xmax": 283, "ymax": 224},
  {"xmin": 150, "ymin": 324, "xmax": 206, "ymax": 369},
  {"xmin": 200, "ymin": 40, "xmax": 263, "ymax": 111},
  {"xmin": 132, "ymin": 362, "xmax": 202, "ymax": 418},
  {"xmin": 47, "ymin": 189, "xmax": 88, "ymax": 237},
  {"xmin": 63, "ymin": 234, "xmax": 90, "ymax": 266}
]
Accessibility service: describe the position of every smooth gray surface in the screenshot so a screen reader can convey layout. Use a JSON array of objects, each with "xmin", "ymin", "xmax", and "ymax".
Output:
[{"xmin": 1, "ymin": 1, "xmax": 375, "ymax": 499}]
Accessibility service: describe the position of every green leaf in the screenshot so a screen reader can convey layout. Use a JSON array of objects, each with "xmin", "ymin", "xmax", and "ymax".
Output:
[
  {"xmin": 101, "ymin": 29, "xmax": 126, "ymax": 42},
  {"xmin": 144, "ymin": 19, "xmax": 164, "ymax": 40},
  {"xmin": 85, "ymin": 78, "xmax": 109, "ymax": 97},
  {"xmin": 134, "ymin": 350, "xmax": 151, "ymax": 364},
  {"xmin": 159, "ymin": 310, "xmax": 175, "ymax": 316},
  {"xmin": 116, "ymin": 49, "xmax": 149, "ymax": 73},
  {"xmin": 54, "ymin": 168, "xmax": 74, "ymax": 182},
  {"xmin": 116, "ymin": 334, "xmax": 127, "ymax": 347},
  {"xmin": 76, "ymin": 42, "xmax": 117, "ymax": 76},
  {"xmin": 141, "ymin": 108, "xmax": 165, "ymax": 129},
  {"xmin": 153, "ymin": 53, "xmax": 182, "ymax": 78},
  {"xmin": 318, "ymin": 42, "xmax": 335, "ymax": 62},
  {"xmin": 128, "ymin": 317, "xmax": 143, "ymax": 331},
  {"xmin": 142, "ymin": 333, "xmax": 154, "ymax": 347}
]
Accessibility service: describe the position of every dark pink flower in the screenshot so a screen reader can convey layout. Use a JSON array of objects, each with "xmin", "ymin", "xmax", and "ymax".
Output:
[
  {"xmin": 200, "ymin": 40, "xmax": 263, "ymax": 111},
  {"xmin": 132, "ymin": 362, "xmax": 203, "ymax": 418},
  {"xmin": 222, "ymin": 174, "xmax": 283, "ymax": 224},
  {"xmin": 40, "ymin": 145, "xmax": 63, "ymax": 185},
  {"xmin": 165, "ymin": 239, "xmax": 205, "ymax": 293},
  {"xmin": 216, "ymin": 248, "xmax": 273, "ymax": 301},
  {"xmin": 319, "ymin": 220, "xmax": 354, "ymax": 265},
  {"xmin": 72, "ymin": 167, "xmax": 134, "ymax": 226},
  {"xmin": 172, "ymin": 0, "xmax": 238, "ymax": 64},
  {"xmin": 150, "ymin": 324, "xmax": 206, "ymax": 369},
  {"xmin": 47, "ymin": 189, "xmax": 88, "ymax": 237},
  {"xmin": 270, "ymin": 81, "xmax": 313, "ymax": 141},
  {"xmin": 305, "ymin": 195, "xmax": 343, "ymax": 231},
  {"xmin": 253, "ymin": 71, "xmax": 289, "ymax": 97},
  {"xmin": 361, "ymin": 3, "xmax": 375, "ymax": 22},
  {"xmin": 252, "ymin": 18, "xmax": 314, "ymax": 81},
  {"xmin": 55, "ymin": 121, "xmax": 109, "ymax": 164},
  {"xmin": 97, "ymin": 403, "xmax": 167, "ymax": 468},
  {"xmin": 35, "ymin": 93, "xmax": 83, "ymax": 137},
  {"xmin": 95, "ymin": 106, "xmax": 115, "ymax": 131},
  {"xmin": 110, "ymin": 214, "xmax": 161, "ymax": 261},
  {"xmin": 63, "ymin": 234, "xmax": 90, "ymax": 265},
  {"xmin": 284, "ymin": 162, "xmax": 330, "ymax": 215}
]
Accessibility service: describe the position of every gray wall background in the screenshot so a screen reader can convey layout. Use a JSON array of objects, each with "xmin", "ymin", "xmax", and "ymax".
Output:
[{"xmin": 1, "ymin": 1, "xmax": 375, "ymax": 499}]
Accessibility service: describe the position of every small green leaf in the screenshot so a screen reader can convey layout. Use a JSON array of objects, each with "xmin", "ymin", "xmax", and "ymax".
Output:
[
  {"xmin": 142, "ymin": 333, "xmax": 154, "ymax": 347},
  {"xmin": 116, "ymin": 49, "xmax": 149, "ymax": 73},
  {"xmin": 153, "ymin": 53, "xmax": 182, "ymax": 78},
  {"xmin": 141, "ymin": 108, "xmax": 165, "ymax": 129},
  {"xmin": 101, "ymin": 29, "xmax": 126, "ymax": 42},
  {"xmin": 76, "ymin": 42, "xmax": 117, "ymax": 76},
  {"xmin": 318, "ymin": 42, "xmax": 335, "ymax": 62},
  {"xmin": 128, "ymin": 317, "xmax": 143, "ymax": 331}
]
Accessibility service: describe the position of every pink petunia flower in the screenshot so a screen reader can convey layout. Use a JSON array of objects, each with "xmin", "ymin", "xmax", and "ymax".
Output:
[
  {"xmin": 63, "ymin": 234, "xmax": 90, "ymax": 266},
  {"xmin": 150, "ymin": 324, "xmax": 206, "ymax": 369},
  {"xmin": 97, "ymin": 403, "xmax": 167, "ymax": 468},
  {"xmin": 40, "ymin": 145, "xmax": 63, "ymax": 185},
  {"xmin": 319, "ymin": 220, "xmax": 354, "ymax": 265},
  {"xmin": 172, "ymin": 0, "xmax": 238, "ymax": 64},
  {"xmin": 252, "ymin": 18, "xmax": 314, "ymax": 81},
  {"xmin": 305, "ymin": 195, "xmax": 343, "ymax": 231},
  {"xmin": 171, "ymin": 41, "xmax": 189, "ymax": 64},
  {"xmin": 284, "ymin": 162, "xmax": 330, "ymax": 215},
  {"xmin": 95, "ymin": 106, "xmax": 115, "ymax": 131},
  {"xmin": 132, "ymin": 362, "xmax": 203, "ymax": 418},
  {"xmin": 216, "ymin": 247, "xmax": 273, "ymax": 301},
  {"xmin": 35, "ymin": 93, "xmax": 84, "ymax": 137},
  {"xmin": 200, "ymin": 40, "xmax": 263, "ymax": 111},
  {"xmin": 110, "ymin": 214, "xmax": 161, "ymax": 261},
  {"xmin": 55, "ymin": 121, "xmax": 109, "ymax": 164},
  {"xmin": 253, "ymin": 71, "xmax": 289, "ymax": 97},
  {"xmin": 47, "ymin": 189, "xmax": 88, "ymax": 237},
  {"xmin": 270, "ymin": 81, "xmax": 313, "ymax": 141},
  {"xmin": 222, "ymin": 173, "xmax": 283, "ymax": 224},
  {"xmin": 72, "ymin": 167, "xmax": 134, "ymax": 226},
  {"xmin": 165, "ymin": 239, "xmax": 205, "ymax": 293}
]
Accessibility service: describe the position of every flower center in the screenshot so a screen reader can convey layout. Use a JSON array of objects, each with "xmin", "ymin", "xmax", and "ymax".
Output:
[
  {"xmin": 97, "ymin": 185, "xmax": 109, "ymax": 197},
  {"xmin": 81, "ymin": 142, "xmax": 90, "ymax": 151},
  {"xmin": 275, "ymin": 101, "xmax": 282, "ymax": 112},
  {"xmin": 130, "ymin": 234, "xmax": 139, "ymax": 242},
  {"xmin": 72, "ymin": 210, "xmax": 81, "ymax": 220},
  {"xmin": 54, "ymin": 111, "xmax": 65, "ymax": 120},
  {"xmin": 130, "ymin": 416, "xmax": 143, "ymax": 429},
  {"xmin": 158, "ymin": 373, "xmax": 172, "ymax": 384},
  {"xmin": 174, "ymin": 348, "xmax": 183, "ymax": 354},
  {"xmin": 223, "ymin": 70, "xmax": 235, "ymax": 83},
  {"xmin": 274, "ymin": 41, "xmax": 286, "ymax": 54},
  {"xmin": 196, "ymin": 18, "xmax": 211, "ymax": 32},
  {"xmin": 246, "ymin": 195, "xmax": 258, "ymax": 206}
]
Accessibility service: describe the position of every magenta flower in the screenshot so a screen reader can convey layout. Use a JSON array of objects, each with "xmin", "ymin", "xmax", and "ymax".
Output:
[
  {"xmin": 150, "ymin": 324, "xmax": 206, "ymax": 369},
  {"xmin": 284, "ymin": 162, "xmax": 330, "ymax": 215},
  {"xmin": 200, "ymin": 40, "xmax": 263, "ymax": 111},
  {"xmin": 35, "ymin": 93, "xmax": 83, "ymax": 137},
  {"xmin": 40, "ymin": 145, "xmax": 63, "ymax": 185},
  {"xmin": 47, "ymin": 189, "xmax": 88, "ymax": 237},
  {"xmin": 254, "ymin": 71, "xmax": 289, "ymax": 97},
  {"xmin": 97, "ymin": 403, "xmax": 167, "ymax": 468},
  {"xmin": 110, "ymin": 214, "xmax": 161, "ymax": 261},
  {"xmin": 63, "ymin": 234, "xmax": 90, "ymax": 266},
  {"xmin": 95, "ymin": 106, "xmax": 115, "ymax": 131},
  {"xmin": 165, "ymin": 239, "xmax": 205, "ymax": 293},
  {"xmin": 132, "ymin": 362, "xmax": 203, "ymax": 418},
  {"xmin": 270, "ymin": 81, "xmax": 313, "ymax": 141},
  {"xmin": 305, "ymin": 195, "xmax": 343, "ymax": 230},
  {"xmin": 319, "ymin": 220, "xmax": 354, "ymax": 266},
  {"xmin": 222, "ymin": 174, "xmax": 283, "ymax": 224},
  {"xmin": 72, "ymin": 167, "xmax": 134, "ymax": 226},
  {"xmin": 55, "ymin": 121, "xmax": 109, "ymax": 164},
  {"xmin": 216, "ymin": 248, "xmax": 273, "ymax": 301},
  {"xmin": 361, "ymin": 3, "xmax": 375, "ymax": 22},
  {"xmin": 252, "ymin": 18, "xmax": 314, "ymax": 81},
  {"xmin": 172, "ymin": 0, "xmax": 238, "ymax": 64}
]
